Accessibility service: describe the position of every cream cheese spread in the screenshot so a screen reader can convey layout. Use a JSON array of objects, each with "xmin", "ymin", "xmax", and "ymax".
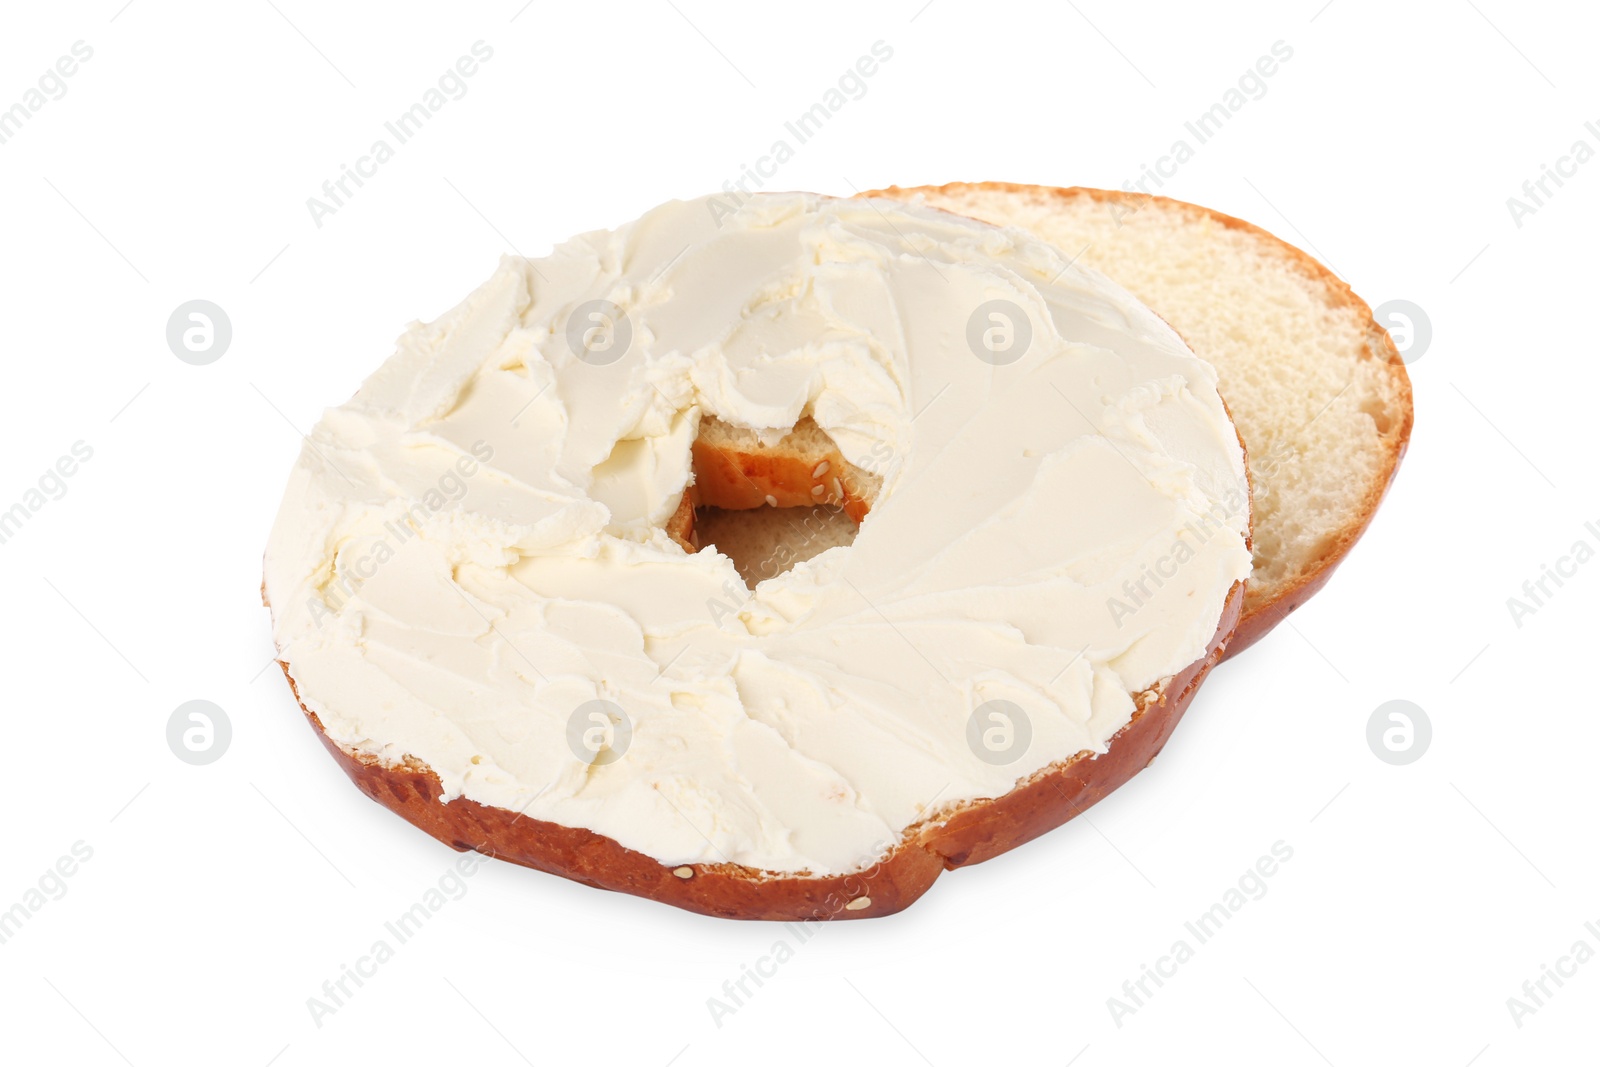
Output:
[{"xmin": 264, "ymin": 192, "xmax": 1251, "ymax": 875}]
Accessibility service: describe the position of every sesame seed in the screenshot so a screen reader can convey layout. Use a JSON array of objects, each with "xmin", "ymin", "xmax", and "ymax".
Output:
[
  {"xmin": 844, "ymin": 896, "xmax": 871, "ymax": 911},
  {"xmin": 811, "ymin": 485, "xmax": 825, "ymax": 497},
  {"xmin": 672, "ymin": 866, "xmax": 694, "ymax": 879},
  {"xmin": 764, "ymin": 494, "xmax": 778, "ymax": 507},
  {"xmin": 812, "ymin": 461, "xmax": 830, "ymax": 478}
]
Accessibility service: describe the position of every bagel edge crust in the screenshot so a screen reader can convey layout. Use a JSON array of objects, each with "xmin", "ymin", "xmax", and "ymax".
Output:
[{"xmin": 267, "ymin": 580, "xmax": 1242, "ymax": 921}]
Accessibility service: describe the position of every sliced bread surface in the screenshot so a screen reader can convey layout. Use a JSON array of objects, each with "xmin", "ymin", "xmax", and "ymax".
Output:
[{"xmin": 865, "ymin": 183, "xmax": 1413, "ymax": 654}]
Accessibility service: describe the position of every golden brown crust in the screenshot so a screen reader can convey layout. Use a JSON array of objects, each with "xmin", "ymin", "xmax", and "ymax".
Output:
[
  {"xmin": 665, "ymin": 423, "xmax": 874, "ymax": 553},
  {"xmin": 276, "ymin": 581, "xmax": 1239, "ymax": 921},
  {"xmin": 860, "ymin": 182, "xmax": 1414, "ymax": 660},
  {"xmin": 690, "ymin": 431, "xmax": 874, "ymax": 523}
]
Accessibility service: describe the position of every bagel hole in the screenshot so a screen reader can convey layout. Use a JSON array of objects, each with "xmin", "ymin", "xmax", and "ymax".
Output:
[
  {"xmin": 669, "ymin": 417, "xmax": 877, "ymax": 586},
  {"xmin": 695, "ymin": 503, "xmax": 858, "ymax": 587}
]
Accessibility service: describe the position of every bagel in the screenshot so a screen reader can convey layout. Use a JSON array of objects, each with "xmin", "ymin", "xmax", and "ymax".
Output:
[
  {"xmin": 862, "ymin": 183, "xmax": 1413, "ymax": 655},
  {"xmin": 263, "ymin": 192, "xmax": 1252, "ymax": 920}
]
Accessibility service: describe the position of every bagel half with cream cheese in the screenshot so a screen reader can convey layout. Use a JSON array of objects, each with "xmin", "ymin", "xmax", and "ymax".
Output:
[
  {"xmin": 863, "ymin": 183, "xmax": 1413, "ymax": 656},
  {"xmin": 263, "ymin": 192, "xmax": 1252, "ymax": 920}
]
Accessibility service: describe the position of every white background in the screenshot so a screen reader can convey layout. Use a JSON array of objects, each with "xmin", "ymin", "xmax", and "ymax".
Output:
[{"xmin": 1, "ymin": 1, "xmax": 1594, "ymax": 1063}]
